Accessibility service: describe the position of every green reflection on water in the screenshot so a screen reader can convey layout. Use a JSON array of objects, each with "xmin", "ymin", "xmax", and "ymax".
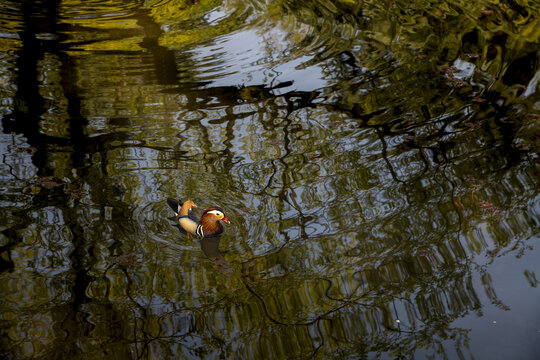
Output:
[{"xmin": 0, "ymin": 0, "xmax": 539, "ymax": 359}]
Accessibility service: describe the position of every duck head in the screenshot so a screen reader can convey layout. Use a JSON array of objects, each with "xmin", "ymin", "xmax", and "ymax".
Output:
[{"xmin": 203, "ymin": 207, "xmax": 230, "ymax": 224}]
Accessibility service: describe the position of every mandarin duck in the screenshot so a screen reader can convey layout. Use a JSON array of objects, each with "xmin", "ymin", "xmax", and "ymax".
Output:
[{"xmin": 167, "ymin": 198, "xmax": 230, "ymax": 238}]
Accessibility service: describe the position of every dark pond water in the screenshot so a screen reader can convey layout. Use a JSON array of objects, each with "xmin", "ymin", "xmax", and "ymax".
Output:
[{"xmin": 1, "ymin": 0, "xmax": 540, "ymax": 359}]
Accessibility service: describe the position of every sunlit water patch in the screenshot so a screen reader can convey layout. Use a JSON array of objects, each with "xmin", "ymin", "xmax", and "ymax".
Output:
[{"xmin": 0, "ymin": 0, "xmax": 539, "ymax": 359}]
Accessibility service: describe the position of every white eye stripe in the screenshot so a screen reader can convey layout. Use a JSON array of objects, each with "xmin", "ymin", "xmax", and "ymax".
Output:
[{"xmin": 207, "ymin": 210, "xmax": 223, "ymax": 217}]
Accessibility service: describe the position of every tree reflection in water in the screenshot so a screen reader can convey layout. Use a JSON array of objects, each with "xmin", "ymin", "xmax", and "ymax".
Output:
[{"xmin": 0, "ymin": 0, "xmax": 539, "ymax": 359}]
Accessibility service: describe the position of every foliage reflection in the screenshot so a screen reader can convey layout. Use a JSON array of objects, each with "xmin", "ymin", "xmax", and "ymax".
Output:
[{"xmin": 0, "ymin": 0, "xmax": 539, "ymax": 359}]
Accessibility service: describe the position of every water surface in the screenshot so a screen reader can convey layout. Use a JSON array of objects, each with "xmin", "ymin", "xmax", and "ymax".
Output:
[{"xmin": 0, "ymin": 0, "xmax": 539, "ymax": 359}]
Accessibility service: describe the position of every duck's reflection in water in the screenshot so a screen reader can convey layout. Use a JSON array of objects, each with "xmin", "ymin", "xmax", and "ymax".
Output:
[{"xmin": 200, "ymin": 236, "xmax": 234, "ymax": 277}]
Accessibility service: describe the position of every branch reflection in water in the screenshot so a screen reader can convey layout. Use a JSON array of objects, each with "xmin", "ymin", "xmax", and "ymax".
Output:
[{"xmin": 0, "ymin": 0, "xmax": 539, "ymax": 359}]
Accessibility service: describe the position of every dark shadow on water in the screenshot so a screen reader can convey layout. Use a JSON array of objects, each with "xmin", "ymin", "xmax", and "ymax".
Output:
[{"xmin": 0, "ymin": 0, "xmax": 539, "ymax": 359}]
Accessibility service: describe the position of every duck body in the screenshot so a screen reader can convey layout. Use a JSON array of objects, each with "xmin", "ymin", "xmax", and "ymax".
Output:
[{"xmin": 167, "ymin": 198, "xmax": 230, "ymax": 238}]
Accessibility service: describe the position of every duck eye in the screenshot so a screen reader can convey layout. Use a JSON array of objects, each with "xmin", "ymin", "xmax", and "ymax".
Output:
[{"xmin": 208, "ymin": 210, "xmax": 223, "ymax": 217}]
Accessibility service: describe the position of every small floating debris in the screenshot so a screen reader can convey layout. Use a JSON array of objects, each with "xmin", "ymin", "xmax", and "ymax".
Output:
[
  {"xmin": 116, "ymin": 253, "xmax": 140, "ymax": 265},
  {"xmin": 472, "ymin": 97, "xmax": 486, "ymax": 103},
  {"xmin": 477, "ymin": 201, "xmax": 494, "ymax": 208},
  {"xmin": 479, "ymin": 9, "xmax": 495, "ymax": 17},
  {"xmin": 15, "ymin": 146, "xmax": 37, "ymax": 154},
  {"xmin": 65, "ymin": 188, "xmax": 87, "ymax": 199},
  {"xmin": 36, "ymin": 176, "xmax": 65, "ymax": 189}
]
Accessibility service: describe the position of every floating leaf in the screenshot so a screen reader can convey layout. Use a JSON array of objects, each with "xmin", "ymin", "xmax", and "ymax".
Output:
[
  {"xmin": 15, "ymin": 146, "xmax": 37, "ymax": 154},
  {"xmin": 477, "ymin": 201, "xmax": 493, "ymax": 208},
  {"xmin": 36, "ymin": 176, "xmax": 65, "ymax": 189},
  {"xmin": 66, "ymin": 188, "xmax": 86, "ymax": 199},
  {"xmin": 452, "ymin": 199, "xmax": 463, "ymax": 208},
  {"xmin": 524, "ymin": 113, "xmax": 540, "ymax": 121},
  {"xmin": 116, "ymin": 254, "xmax": 139, "ymax": 265},
  {"xmin": 404, "ymin": 135, "xmax": 417, "ymax": 141},
  {"xmin": 479, "ymin": 9, "xmax": 495, "ymax": 17}
]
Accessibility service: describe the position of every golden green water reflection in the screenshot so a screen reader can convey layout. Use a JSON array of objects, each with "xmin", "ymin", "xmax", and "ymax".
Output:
[{"xmin": 0, "ymin": 0, "xmax": 539, "ymax": 359}]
